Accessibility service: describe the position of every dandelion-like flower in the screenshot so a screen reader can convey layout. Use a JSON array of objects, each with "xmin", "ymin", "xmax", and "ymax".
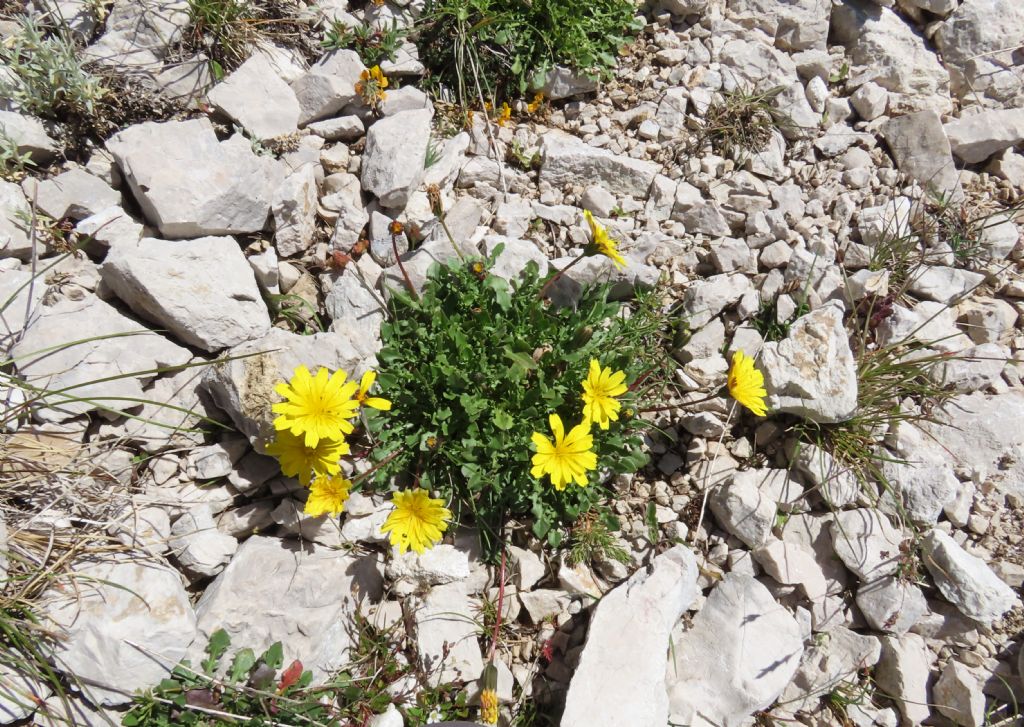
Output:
[
  {"xmin": 380, "ymin": 488, "xmax": 452, "ymax": 554},
  {"xmin": 265, "ymin": 429, "xmax": 350, "ymax": 487},
  {"xmin": 304, "ymin": 474, "xmax": 352, "ymax": 517},
  {"xmin": 582, "ymin": 359, "xmax": 628, "ymax": 430},
  {"xmin": 527, "ymin": 91, "xmax": 544, "ymax": 114},
  {"xmin": 583, "ymin": 210, "xmax": 626, "ymax": 268},
  {"xmin": 272, "ymin": 365, "xmax": 360, "ymax": 448},
  {"xmin": 479, "ymin": 689, "xmax": 498, "ymax": 724},
  {"xmin": 354, "ymin": 370, "xmax": 392, "ymax": 411},
  {"xmin": 727, "ymin": 350, "xmax": 769, "ymax": 417},
  {"xmin": 530, "ymin": 414, "xmax": 597, "ymax": 490}
]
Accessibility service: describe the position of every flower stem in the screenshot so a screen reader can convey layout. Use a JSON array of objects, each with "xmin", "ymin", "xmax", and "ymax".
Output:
[
  {"xmin": 392, "ymin": 231, "xmax": 418, "ymax": 302},
  {"xmin": 487, "ymin": 546, "xmax": 507, "ymax": 662},
  {"xmin": 538, "ymin": 252, "xmax": 586, "ymax": 299},
  {"xmin": 439, "ymin": 216, "xmax": 467, "ymax": 263}
]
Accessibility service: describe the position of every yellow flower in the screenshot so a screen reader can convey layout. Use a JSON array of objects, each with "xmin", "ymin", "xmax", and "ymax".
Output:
[
  {"xmin": 496, "ymin": 102, "xmax": 511, "ymax": 126},
  {"xmin": 272, "ymin": 365, "xmax": 360, "ymax": 448},
  {"xmin": 728, "ymin": 350, "xmax": 769, "ymax": 417},
  {"xmin": 583, "ymin": 210, "xmax": 626, "ymax": 268},
  {"xmin": 354, "ymin": 370, "xmax": 392, "ymax": 411},
  {"xmin": 304, "ymin": 474, "xmax": 352, "ymax": 517},
  {"xmin": 582, "ymin": 359, "xmax": 628, "ymax": 430},
  {"xmin": 530, "ymin": 414, "xmax": 597, "ymax": 490},
  {"xmin": 380, "ymin": 489, "xmax": 452, "ymax": 554},
  {"xmin": 479, "ymin": 688, "xmax": 498, "ymax": 725},
  {"xmin": 527, "ymin": 91, "xmax": 544, "ymax": 114},
  {"xmin": 368, "ymin": 65, "xmax": 389, "ymax": 90},
  {"xmin": 265, "ymin": 429, "xmax": 350, "ymax": 487}
]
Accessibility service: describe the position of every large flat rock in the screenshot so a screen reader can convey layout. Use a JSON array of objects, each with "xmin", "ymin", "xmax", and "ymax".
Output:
[{"xmin": 106, "ymin": 118, "xmax": 284, "ymax": 238}]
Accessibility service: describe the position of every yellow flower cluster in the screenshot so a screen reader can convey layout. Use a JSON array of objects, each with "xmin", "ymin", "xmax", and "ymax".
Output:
[
  {"xmin": 530, "ymin": 359, "xmax": 628, "ymax": 491},
  {"xmin": 268, "ymin": 365, "xmax": 453, "ymax": 555},
  {"xmin": 355, "ymin": 65, "xmax": 388, "ymax": 107},
  {"xmin": 267, "ymin": 366, "xmax": 391, "ymax": 517}
]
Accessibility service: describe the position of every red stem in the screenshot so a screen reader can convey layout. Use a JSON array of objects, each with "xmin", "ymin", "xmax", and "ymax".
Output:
[{"xmin": 538, "ymin": 253, "xmax": 586, "ymax": 299}]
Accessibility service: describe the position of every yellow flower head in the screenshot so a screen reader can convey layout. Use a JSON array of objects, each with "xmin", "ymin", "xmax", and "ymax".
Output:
[
  {"xmin": 527, "ymin": 91, "xmax": 544, "ymax": 114},
  {"xmin": 582, "ymin": 359, "xmax": 628, "ymax": 430},
  {"xmin": 380, "ymin": 488, "xmax": 452, "ymax": 554},
  {"xmin": 496, "ymin": 102, "xmax": 511, "ymax": 126},
  {"xmin": 530, "ymin": 414, "xmax": 597, "ymax": 490},
  {"xmin": 728, "ymin": 350, "xmax": 769, "ymax": 417},
  {"xmin": 265, "ymin": 428, "xmax": 350, "ymax": 487},
  {"xmin": 479, "ymin": 688, "xmax": 499, "ymax": 724},
  {"xmin": 354, "ymin": 370, "xmax": 392, "ymax": 411},
  {"xmin": 583, "ymin": 210, "xmax": 626, "ymax": 269},
  {"xmin": 368, "ymin": 65, "xmax": 389, "ymax": 89},
  {"xmin": 304, "ymin": 474, "xmax": 352, "ymax": 517},
  {"xmin": 272, "ymin": 365, "xmax": 360, "ymax": 448}
]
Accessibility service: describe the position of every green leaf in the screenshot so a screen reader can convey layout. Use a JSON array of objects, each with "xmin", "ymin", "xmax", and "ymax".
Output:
[
  {"xmin": 229, "ymin": 648, "xmax": 256, "ymax": 683},
  {"xmin": 259, "ymin": 642, "xmax": 284, "ymax": 670},
  {"xmin": 492, "ymin": 409, "xmax": 514, "ymax": 430}
]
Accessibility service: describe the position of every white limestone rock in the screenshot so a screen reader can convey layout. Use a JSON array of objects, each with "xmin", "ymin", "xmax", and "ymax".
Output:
[
  {"xmin": 540, "ymin": 130, "xmax": 659, "ymax": 198},
  {"xmin": 776, "ymin": 626, "xmax": 881, "ymax": 716},
  {"xmin": 0, "ymin": 110, "xmax": 59, "ymax": 163},
  {"xmin": 11, "ymin": 295, "xmax": 190, "ymax": 422},
  {"xmin": 40, "ymin": 556, "xmax": 196, "ymax": 706},
  {"xmin": 361, "ymin": 108, "xmax": 432, "ymax": 208},
  {"xmin": 83, "ymin": 0, "xmax": 188, "ymax": 70},
  {"xmin": 168, "ymin": 505, "xmax": 238, "ymax": 578},
  {"xmin": 921, "ymin": 529, "xmax": 1018, "ymax": 624},
  {"xmin": 272, "ymin": 164, "xmax": 318, "ymax": 257},
  {"xmin": 934, "ymin": 0, "xmax": 1024, "ymax": 100},
  {"xmin": 562, "ymin": 545, "xmax": 699, "ymax": 727},
  {"xmin": 106, "ymin": 118, "xmax": 284, "ymax": 238},
  {"xmin": 207, "ymin": 53, "xmax": 301, "ymax": 140},
  {"xmin": 880, "ymin": 459, "xmax": 960, "ymax": 524},
  {"xmin": 290, "ymin": 49, "xmax": 364, "ymax": 125},
  {"xmin": 726, "ymin": 0, "xmax": 829, "ymax": 51},
  {"xmin": 760, "ymin": 304, "xmax": 858, "ymax": 423},
  {"xmin": 945, "ymin": 108, "xmax": 1024, "ymax": 164},
  {"xmin": 25, "ymin": 168, "xmax": 120, "ymax": 222},
  {"xmin": 831, "ymin": 509, "xmax": 905, "ymax": 582},
  {"xmin": 540, "ymin": 65, "xmax": 598, "ymax": 100},
  {"xmin": 667, "ymin": 573, "xmax": 802, "ymax": 726},
  {"xmin": 831, "ymin": 0, "xmax": 950, "ymax": 108},
  {"xmin": 101, "ymin": 236, "xmax": 271, "ymax": 352},
  {"xmin": 709, "ymin": 476, "xmax": 776, "ymax": 548},
  {"xmin": 414, "ymin": 582, "xmax": 483, "ymax": 686},
  {"xmin": 386, "ymin": 544, "xmax": 470, "ymax": 587},
  {"xmin": 908, "ymin": 266, "xmax": 986, "ymax": 304},
  {"xmin": 934, "ymin": 660, "xmax": 986, "ymax": 727},
  {"xmin": 0, "ymin": 180, "xmax": 34, "ymax": 261},
  {"xmin": 856, "ymin": 576, "xmax": 928, "ymax": 635},
  {"xmin": 681, "ymin": 273, "xmax": 752, "ymax": 329},
  {"xmin": 189, "ymin": 535, "xmax": 383, "ymax": 681},
  {"xmin": 874, "ymin": 633, "xmax": 933, "ymax": 725},
  {"xmin": 880, "ymin": 110, "xmax": 962, "ymax": 202},
  {"xmin": 323, "ymin": 264, "xmax": 386, "ymax": 361}
]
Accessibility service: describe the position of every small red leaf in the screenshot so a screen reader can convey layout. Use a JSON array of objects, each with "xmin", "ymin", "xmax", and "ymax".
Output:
[{"xmin": 277, "ymin": 659, "xmax": 303, "ymax": 692}]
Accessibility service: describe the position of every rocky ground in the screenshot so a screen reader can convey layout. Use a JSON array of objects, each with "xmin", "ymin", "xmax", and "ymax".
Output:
[{"xmin": 1, "ymin": 0, "xmax": 1024, "ymax": 725}]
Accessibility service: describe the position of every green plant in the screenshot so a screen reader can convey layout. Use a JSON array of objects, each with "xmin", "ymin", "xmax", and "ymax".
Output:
[
  {"xmin": 0, "ymin": 16, "xmax": 106, "ymax": 119},
  {"xmin": 122, "ymin": 629, "xmax": 335, "ymax": 725},
  {"xmin": 186, "ymin": 0, "xmax": 257, "ymax": 76},
  {"xmin": 0, "ymin": 129, "xmax": 36, "ymax": 181},
  {"xmin": 507, "ymin": 140, "xmax": 540, "ymax": 172},
  {"xmin": 424, "ymin": 138, "xmax": 443, "ymax": 169},
  {"xmin": 792, "ymin": 338, "xmax": 954, "ymax": 491},
  {"xmin": 322, "ymin": 20, "xmax": 406, "ymax": 67},
  {"xmin": 699, "ymin": 86, "xmax": 783, "ymax": 159},
  {"xmin": 415, "ymin": 0, "xmax": 642, "ymax": 107},
  {"xmin": 566, "ymin": 510, "xmax": 628, "ymax": 566},
  {"xmin": 751, "ymin": 297, "xmax": 810, "ymax": 343},
  {"xmin": 266, "ymin": 293, "xmax": 324, "ymax": 334},
  {"xmin": 368, "ymin": 247, "xmax": 668, "ymax": 556}
]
